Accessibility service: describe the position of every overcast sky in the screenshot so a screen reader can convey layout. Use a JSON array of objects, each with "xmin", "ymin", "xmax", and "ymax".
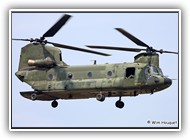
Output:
[{"xmin": 11, "ymin": 10, "xmax": 179, "ymax": 129}]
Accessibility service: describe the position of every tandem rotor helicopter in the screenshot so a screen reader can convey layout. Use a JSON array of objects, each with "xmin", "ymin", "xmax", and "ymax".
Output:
[{"xmin": 13, "ymin": 14, "xmax": 178, "ymax": 109}]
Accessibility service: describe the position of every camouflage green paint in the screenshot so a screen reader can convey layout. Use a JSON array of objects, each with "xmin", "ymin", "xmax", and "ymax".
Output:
[{"xmin": 15, "ymin": 44, "xmax": 172, "ymax": 101}]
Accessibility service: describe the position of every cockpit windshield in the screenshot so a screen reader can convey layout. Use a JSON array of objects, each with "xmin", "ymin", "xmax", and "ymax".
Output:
[
  {"xmin": 152, "ymin": 66, "xmax": 159, "ymax": 74},
  {"xmin": 145, "ymin": 66, "xmax": 163, "ymax": 76},
  {"xmin": 157, "ymin": 67, "xmax": 163, "ymax": 76}
]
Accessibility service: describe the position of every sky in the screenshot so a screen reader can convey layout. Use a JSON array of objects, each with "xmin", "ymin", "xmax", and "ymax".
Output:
[{"xmin": 10, "ymin": 10, "xmax": 179, "ymax": 129}]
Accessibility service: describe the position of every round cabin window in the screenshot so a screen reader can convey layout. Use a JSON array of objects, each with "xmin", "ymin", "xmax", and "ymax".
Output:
[
  {"xmin": 68, "ymin": 73, "xmax": 73, "ymax": 79},
  {"xmin": 48, "ymin": 74, "xmax": 53, "ymax": 80},
  {"xmin": 107, "ymin": 71, "xmax": 112, "ymax": 76},
  {"xmin": 87, "ymin": 72, "xmax": 92, "ymax": 78}
]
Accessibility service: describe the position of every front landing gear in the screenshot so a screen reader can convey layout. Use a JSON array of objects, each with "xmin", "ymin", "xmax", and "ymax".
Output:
[
  {"xmin": 96, "ymin": 93, "xmax": 105, "ymax": 102},
  {"xmin": 51, "ymin": 100, "xmax": 58, "ymax": 108},
  {"xmin": 115, "ymin": 96, "xmax": 124, "ymax": 109}
]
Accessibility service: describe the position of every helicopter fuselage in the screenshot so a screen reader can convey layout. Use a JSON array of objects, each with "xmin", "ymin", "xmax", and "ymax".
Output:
[{"xmin": 15, "ymin": 44, "xmax": 172, "ymax": 103}]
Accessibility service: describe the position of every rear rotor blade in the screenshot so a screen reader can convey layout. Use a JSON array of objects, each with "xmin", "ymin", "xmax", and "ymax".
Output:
[
  {"xmin": 42, "ymin": 14, "xmax": 71, "ymax": 38},
  {"xmin": 12, "ymin": 38, "xmax": 32, "ymax": 42},
  {"xmin": 115, "ymin": 28, "xmax": 149, "ymax": 48},
  {"xmin": 87, "ymin": 45, "xmax": 146, "ymax": 52},
  {"xmin": 47, "ymin": 41, "xmax": 111, "ymax": 56}
]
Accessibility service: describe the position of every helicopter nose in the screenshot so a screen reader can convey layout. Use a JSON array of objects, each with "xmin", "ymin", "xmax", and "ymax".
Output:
[{"xmin": 164, "ymin": 78, "xmax": 172, "ymax": 85}]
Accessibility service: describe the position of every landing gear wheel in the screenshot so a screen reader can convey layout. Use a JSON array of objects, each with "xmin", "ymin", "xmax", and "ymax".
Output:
[
  {"xmin": 115, "ymin": 100, "xmax": 124, "ymax": 109},
  {"xmin": 151, "ymin": 90, "xmax": 154, "ymax": 94},
  {"xmin": 31, "ymin": 93, "xmax": 37, "ymax": 101},
  {"xmin": 96, "ymin": 93, "xmax": 105, "ymax": 102},
  {"xmin": 51, "ymin": 100, "xmax": 58, "ymax": 108}
]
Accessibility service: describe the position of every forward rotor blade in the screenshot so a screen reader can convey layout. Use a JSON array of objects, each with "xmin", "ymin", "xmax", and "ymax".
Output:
[
  {"xmin": 42, "ymin": 14, "xmax": 71, "ymax": 38},
  {"xmin": 115, "ymin": 28, "xmax": 149, "ymax": 48},
  {"xmin": 47, "ymin": 41, "xmax": 111, "ymax": 56},
  {"xmin": 87, "ymin": 45, "xmax": 146, "ymax": 52},
  {"xmin": 154, "ymin": 49, "xmax": 178, "ymax": 54}
]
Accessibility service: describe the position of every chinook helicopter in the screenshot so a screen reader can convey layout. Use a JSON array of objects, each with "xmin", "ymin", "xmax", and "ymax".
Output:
[{"xmin": 13, "ymin": 14, "xmax": 178, "ymax": 109}]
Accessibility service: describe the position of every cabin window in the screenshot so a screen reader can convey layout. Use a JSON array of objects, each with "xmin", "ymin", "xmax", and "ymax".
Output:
[
  {"xmin": 68, "ymin": 73, "xmax": 73, "ymax": 79},
  {"xmin": 48, "ymin": 74, "xmax": 53, "ymax": 80},
  {"xmin": 125, "ymin": 67, "xmax": 135, "ymax": 79},
  {"xmin": 59, "ymin": 53, "xmax": 62, "ymax": 61},
  {"xmin": 87, "ymin": 72, "xmax": 92, "ymax": 78},
  {"xmin": 107, "ymin": 71, "xmax": 112, "ymax": 76}
]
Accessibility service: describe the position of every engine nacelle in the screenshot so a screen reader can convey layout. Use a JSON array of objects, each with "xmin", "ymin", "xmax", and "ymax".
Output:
[{"xmin": 28, "ymin": 57, "xmax": 55, "ymax": 67}]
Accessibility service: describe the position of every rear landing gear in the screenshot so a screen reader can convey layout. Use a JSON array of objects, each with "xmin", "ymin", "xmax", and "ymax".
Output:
[
  {"xmin": 31, "ymin": 93, "xmax": 37, "ymax": 101},
  {"xmin": 51, "ymin": 100, "xmax": 58, "ymax": 108},
  {"xmin": 115, "ymin": 96, "xmax": 124, "ymax": 109}
]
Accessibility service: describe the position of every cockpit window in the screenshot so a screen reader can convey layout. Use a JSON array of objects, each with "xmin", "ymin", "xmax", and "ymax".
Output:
[
  {"xmin": 158, "ymin": 68, "xmax": 163, "ymax": 76},
  {"xmin": 145, "ymin": 66, "xmax": 163, "ymax": 76},
  {"xmin": 152, "ymin": 66, "xmax": 159, "ymax": 74},
  {"xmin": 145, "ymin": 67, "xmax": 151, "ymax": 74}
]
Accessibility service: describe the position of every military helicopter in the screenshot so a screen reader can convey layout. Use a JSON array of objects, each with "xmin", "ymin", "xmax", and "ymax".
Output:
[{"xmin": 13, "ymin": 14, "xmax": 178, "ymax": 109}]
